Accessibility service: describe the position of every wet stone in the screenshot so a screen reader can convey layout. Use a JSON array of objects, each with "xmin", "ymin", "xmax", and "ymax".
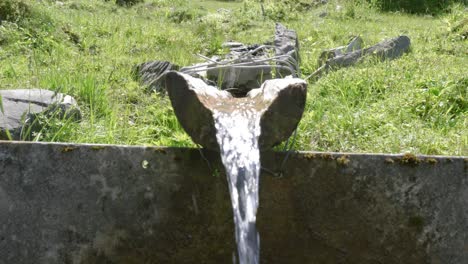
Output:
[{"xmin": 165, "ymin": 71, "xmax": 307, "ymax": 151}]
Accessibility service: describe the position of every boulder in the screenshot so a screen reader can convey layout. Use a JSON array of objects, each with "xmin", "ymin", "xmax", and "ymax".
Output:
[
  {"xmin": 165, "ymin": 71, "xmax": 307, "ymax": 151},
  {"xmin": 0, "ymin": 89, "xmax": 81, "ymax": 140}
]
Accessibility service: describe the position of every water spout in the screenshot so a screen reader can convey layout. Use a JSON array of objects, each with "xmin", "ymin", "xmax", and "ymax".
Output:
[
  {"xmin": 166, "ymin": 71, "xmax": 306, "ymax": 263},
  {"xmin": 165, "ymin": 71, "xmax": 307, "ymax": 151}
]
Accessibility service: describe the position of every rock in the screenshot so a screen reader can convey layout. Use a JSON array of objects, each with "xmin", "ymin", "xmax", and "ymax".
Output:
[
  {"xmin": 365, "ymin": 35, "xmax": 411, "ymax": 60},
  {"xmin": 201, "ymin": 43, "xmax": 274, "ymax": 94},
  {"xmin": 165, "ymin": 71, "xmax": 307, "ymax": 151},
  {"xmin": 0, "ymin": 89, "xmax": 81, "ymax": 140},
  {"xmin": 205, "ymin": 59, "xmax": 273, "ymax": 95},
  {"xmin": 217, "ymin": 8, "xmax": 231, "ymax": 14},
  {"xmin": 274, "ymin": 23, "xmax": 300, "ymax": 78},
  {"xmin": 255, "ymin": 78, "xmax": 308, "ymax": 148},
  {"xmin": 221, "ymin": 42, "xmax": 245, "ymax": 49},
  {"xmin": 327, "ymin": 35, "xmax": 411, "ymax": 68},
  {"xmin": 179, "ymin": 43, "xmax": 275, "ymax": 95},
  {"xmin": 132, "ymin": 60, "xmax": 179, "ymax": 93},
  {"xmin": 309, "ymin": 35, "xmax": 411, "ymax": 80},
  {"xmin": 318, "ymin": 36, "xmax": 363, "ymax": 66},
  {"xmin": 136, "ymin": 24, "xmax": 300, "ymax": 96},
  {"xmin": 201, "ymin": 23, "xmax": 301, "ymax": 94},
  {"xmin": 165, "ymin": 72, "xmax": 228, "ymax": 150}
]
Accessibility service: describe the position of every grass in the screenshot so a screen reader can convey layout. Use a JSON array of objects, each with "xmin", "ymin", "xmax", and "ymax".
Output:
[{"xmin": 0, "ymin": 0, "xmax": 466, "ymax": 155}]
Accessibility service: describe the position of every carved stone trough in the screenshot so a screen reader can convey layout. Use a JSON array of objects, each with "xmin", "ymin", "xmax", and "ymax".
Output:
[{"xmin": 165, "ymin": 71, "xmax": 307, "ymax": 150}]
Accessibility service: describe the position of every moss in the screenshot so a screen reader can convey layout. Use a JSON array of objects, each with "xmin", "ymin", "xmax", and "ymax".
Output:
[
  {"xmin": 61, "ymin": 146, "xmax": 76, "ymax": 153},
  {"xmin": 320, "ymin": 153, "xmax": 335, "ymax": 160},
  {"xmin": 91, "ymin": 145, "xmax": 105, "ymax": 150},
  {"xmin": 399, "ymin": 153, "xmax": 421, "ymax": 165},
  {"xmin": 337, "ymin": 155, "xmax": 350, "ymax": 166},
  {"xmin": 154, "ymin": 148, "xmax": 167, "ymax": 154},
  {"xmin": 425, "ymin": 158, "xmax": 438, "ymax": 164},
  {"xmin": 302, "ymin": 153, "xmax": 316, "ymax": 160}
]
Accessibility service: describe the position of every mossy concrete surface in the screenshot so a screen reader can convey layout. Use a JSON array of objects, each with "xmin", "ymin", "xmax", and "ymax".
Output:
[{"xmin": 0, "ymin": 141, "xmax": 466, "ymax": 264}]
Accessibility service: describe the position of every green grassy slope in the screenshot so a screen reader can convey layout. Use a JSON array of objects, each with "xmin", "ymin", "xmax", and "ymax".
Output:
[{"xmin": 0, "ymin": 0, "xmax": 466, "ymax": 155}]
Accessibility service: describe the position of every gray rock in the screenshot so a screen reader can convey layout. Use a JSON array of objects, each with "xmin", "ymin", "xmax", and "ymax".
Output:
[
  {"xmin": 177, "ymin": 43, "xmax": 275, "ymax": 95},
  {"xmin": 205, "ymin": 59, "xmax": 273, "ymax": 94},
  {"xmin": 137, "ymin": 24, "xmax": 300, "ymax": 95},
  {"xmin": 309, "ymin": 35, "xmax": 411, "ymax": 80},
  {"xmin": 318, "ymin": 36, "xmax": 363, "ymax": 65},
  {"xmin": 132, "ymin": 60, "xmax": 179, "ymax": 93},
  {"xmin": 217, "ymin": 8, "xmax": 231, "ymax": 14},
  {"xmin": 198, "ymin": 43, "xmax": 275, "ymax": 94},
  {"xmin": 201, "ymin": 23, "xmax": 300, "ymax": 93},
  {"xmin": 165, "ymin": 71, "xmax": 307, "ymax": 151},
  {"xmin": 328, "ymin": 35, "xmax": 411, "ymax": 68},
  {"xmin": 364, "ymin": 35, "xmax": 411, "ymax": 60},
  {"xmin": 0, "ymin": 89, "xmax": 81, "ymax": 140},
  {"xmin": 274, "ymin": 23, "xmax": 300, "ymax": 78},
  {"xmin": 221, "ymin": 42, "xmax": 244, "ymax": 49}
]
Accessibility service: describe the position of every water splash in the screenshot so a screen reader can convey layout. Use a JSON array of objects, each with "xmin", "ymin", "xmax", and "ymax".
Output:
[{"xmin": 214, "ymin": 103, "xmax": 263, "ymax": 264}]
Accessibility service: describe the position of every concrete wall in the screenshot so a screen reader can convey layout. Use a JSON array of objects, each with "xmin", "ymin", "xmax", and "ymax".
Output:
[{"xmin": 0, "ymin": 141, "xmax": 466, "ymax": 264}]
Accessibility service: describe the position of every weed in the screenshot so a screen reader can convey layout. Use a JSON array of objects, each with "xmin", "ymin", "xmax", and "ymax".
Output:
[
  {"xmin": 61, "ymin": 146, "xmax": 76, "ymax": 153},
  {"xmin": 425, "ymin": 158, "xmax": 438, "ymax": 164}
]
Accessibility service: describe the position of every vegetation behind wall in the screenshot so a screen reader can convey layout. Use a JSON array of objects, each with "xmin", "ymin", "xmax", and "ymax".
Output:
[{"xmin": 0, "ymin": 0, "xmax": 466, "ymax": 155}]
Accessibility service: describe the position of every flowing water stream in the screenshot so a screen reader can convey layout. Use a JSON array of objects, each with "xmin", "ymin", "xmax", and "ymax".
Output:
[{"xmin": 213, "ymin": 102, "xmax": 264, "ymax": 264}]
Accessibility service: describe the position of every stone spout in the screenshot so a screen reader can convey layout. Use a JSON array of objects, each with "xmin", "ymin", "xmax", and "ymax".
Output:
[{"xmin": 165, "ymin": 71, "xmax": 307, "ymax": 150}]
